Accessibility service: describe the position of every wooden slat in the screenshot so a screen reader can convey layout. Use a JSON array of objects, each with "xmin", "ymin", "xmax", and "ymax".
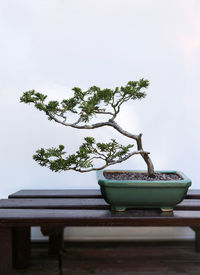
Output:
[
  {"xmin": 1, "ymin": 209, "xmax": 200, "ymax": 226},
  {"xmin": 186, "ymin": 189, "xmax": 200, "ymax": 199},
  {"xmin": 8, "ymin": 189, "xmax": 102, "ymax": 198},
  {"xmin": 175, "ymin": 199, "xmax": 200, "ymax": 210},
  {"xmin": 0, "ymin": 198, "xmax": 109, "ymax": 209},
  {"xmin": 8, "ymin": 189, "xmax": 200, "ymax": 199},
  {"xmin": 3, "ymin": 198, "xmax": 200, "ymax": 211}
]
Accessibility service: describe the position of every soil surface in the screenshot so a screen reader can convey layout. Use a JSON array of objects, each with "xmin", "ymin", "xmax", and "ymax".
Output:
[{"xmin": 104, "ymin": 172, "xmax": 182, "ymax": 181}]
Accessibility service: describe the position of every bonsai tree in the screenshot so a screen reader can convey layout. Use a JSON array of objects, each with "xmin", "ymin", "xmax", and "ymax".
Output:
[{"xmin": 20, "ymin": 79, "xmax": 155, "ymax": 177}]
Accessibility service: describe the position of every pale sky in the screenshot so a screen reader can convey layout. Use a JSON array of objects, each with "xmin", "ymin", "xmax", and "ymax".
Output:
[{"xmin": 1, "ymin": 0, "xmax": 200, "ymax": 198}]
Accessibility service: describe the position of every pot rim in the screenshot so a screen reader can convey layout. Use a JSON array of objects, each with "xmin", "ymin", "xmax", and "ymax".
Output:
[{"xmin": 96, "ymin": 170, "xmax": 192, "ymax": 188}]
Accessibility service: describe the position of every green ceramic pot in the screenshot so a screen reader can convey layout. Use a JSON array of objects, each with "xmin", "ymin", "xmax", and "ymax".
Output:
[{"xmin": 97, "ymin": 170, "xmax": 192, "ymax": 212}]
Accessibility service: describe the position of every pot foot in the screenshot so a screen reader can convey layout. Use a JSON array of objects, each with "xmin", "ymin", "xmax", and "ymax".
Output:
[
  {"xmin": 111, "ymin": 206, "xmax": 126, "ymax": 212},
  {"xmin": 161, "ymin": 207, "xmax": 173, "ymax": 212}
]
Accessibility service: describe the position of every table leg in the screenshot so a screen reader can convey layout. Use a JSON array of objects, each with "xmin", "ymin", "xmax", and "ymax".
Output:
[
  {"xmin": 191, "ymin": 227, "xmax": 200, "ymax": 252},
  {"xmin": 41, "ymin": 226, "xmax": 64, "ymax": 255},
  {"xmin": 12, "ymin": 227, "xmax": 31, "ymax": 268},
  {"xmin": 0, "ymin": 227, "xmax": 12, "ymax": 275}
]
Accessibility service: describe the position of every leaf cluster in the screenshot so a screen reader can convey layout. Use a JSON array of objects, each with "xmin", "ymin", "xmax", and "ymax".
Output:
[
  {"xmin": 33, "ymin": 137, "xmax": 134, "ymax": 172},
  {"xmin": 20, "ymin": 79, "xmax": 149, "ymax": 123}
]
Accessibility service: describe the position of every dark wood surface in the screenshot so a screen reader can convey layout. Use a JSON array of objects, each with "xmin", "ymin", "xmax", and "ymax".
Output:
[
  {"xmin": 11, "ymin": 241, "xmax": 200, "ymax": 275},
  {"xmin": 0, "ymin": 198, "xmax": 109, "ymax": 209},
  {"xmin": 0, "ymin": 228, "xmax": 12, "ymax": 275},
  {"xmin": 186, "ymin": 189, "xmax": 200, "ymax": 199},
  {"xmin": 12, "ymin": 227, "xmax": 30, "ymax": 268},
  {"xmin": 3, "ymin": 188, "xmax": 200, "ymax": 226},
  {"xmin": 2, "ymin": 198, "xmax": 200, "ymax": 210},
  {"xmin": 1, "ymin": 208, "xmax": 200, "ymax": 226},
  {"xmin": 61, "ymin": 241, "xmax": 200, "ymax": 275},
  {"xmin": 9, "ymin": 189, "xmax": 200, "ymax": 199},
  {"xmin": 1, "ymin": 188, "xmax": 200, "ymax": 274},
  {"xmin": 8, "ymin": 189, "xmax": 102, "ymax": 198}
]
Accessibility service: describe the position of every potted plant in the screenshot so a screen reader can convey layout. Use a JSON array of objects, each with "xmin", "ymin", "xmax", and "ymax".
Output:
[{"xmin": 20, "ymin": 79, "xmax": 191, "ymax": 211}]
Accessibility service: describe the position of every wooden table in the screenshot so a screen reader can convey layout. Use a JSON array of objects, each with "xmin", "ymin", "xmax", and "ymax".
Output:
[{"xmin": 0, "ymin": 189, "xmax": 200, "ymax": 274}]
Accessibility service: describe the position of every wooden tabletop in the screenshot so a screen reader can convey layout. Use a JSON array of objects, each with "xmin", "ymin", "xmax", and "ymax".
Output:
[
  {"xmin": 0, "ymin": 208, "xmax": 200, "ymax": 227},
  {"xmin": 0, "ymin": 189, "xmax": 199, "ymax": 227},
  {"xmin": 8, "ymin": 189, "xmax": 200, "ymax": 199},
  {"xmin": 8, "ymin": 189, "xmax": 102, "ymax": 198},
  {"xmin": 1, "ymin": 198, "xmax": 200, "ymax": 210}
]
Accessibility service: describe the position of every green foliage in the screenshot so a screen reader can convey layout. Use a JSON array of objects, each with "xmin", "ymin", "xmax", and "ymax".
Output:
[
  {"xmin": 33, "ymin": 137, "xmax": 134, "ymax": 172},
  {"xmin": 61, "ymin": 98, "xmax": 78, "ymax": 113},
  {"xmin": 20, "ymin": 79, "xmax": 150, "ymax": 173},
  {"xmin": 20, "ymin": 79, "xmax": 148, "ymax": 123}
]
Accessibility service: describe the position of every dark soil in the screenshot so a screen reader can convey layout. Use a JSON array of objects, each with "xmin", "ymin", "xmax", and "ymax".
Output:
[{"xmin": 104, "ymin": 172, "xmax": 182, "ymax": 181}]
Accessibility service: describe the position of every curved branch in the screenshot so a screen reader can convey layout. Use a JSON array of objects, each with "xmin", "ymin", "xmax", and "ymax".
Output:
[
  {"xmin": 49, "ymin": 114, "xmax": 138, "ymax": 140},
  {"xmin": 108, "ymin": 120, "xmax": 139, "ymax": 140},
  {"xmin": 95, "ymin": 111, "xmax": 115, "ymax": 116},
  {"xmin": 49, "ymin": 112, "xmax": 114, "ymax": 129},
  {"xmin": 48, "ymin": 114, "xmax": 154, "ymax": 176},
  {"xmin": 105, "ymin": 120, "xmax": 154, "ymax": 176},
  {"xmin": 69, "ymin": 150, "xmax": 150, "ymax": 173}
]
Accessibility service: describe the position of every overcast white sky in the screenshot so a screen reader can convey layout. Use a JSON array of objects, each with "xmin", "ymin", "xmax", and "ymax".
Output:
[{"xmin": 1, "ymin": 0, "xmax": 200, "ymax": 198}]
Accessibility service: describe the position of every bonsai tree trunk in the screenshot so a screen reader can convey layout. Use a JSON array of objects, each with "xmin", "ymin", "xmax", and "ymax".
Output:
[
  {"xmin": 136, "ymin": 134, "xmax": 154, "ymax": 177},
  {"xmin": 109, "ymin": 120, "xmax": 154, "ymax": 177}
]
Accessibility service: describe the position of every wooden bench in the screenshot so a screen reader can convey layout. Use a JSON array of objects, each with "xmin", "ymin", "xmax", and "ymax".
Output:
[{"xmin": 0, "ymin": 189, "xmax": 200, "ymax": 274}]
